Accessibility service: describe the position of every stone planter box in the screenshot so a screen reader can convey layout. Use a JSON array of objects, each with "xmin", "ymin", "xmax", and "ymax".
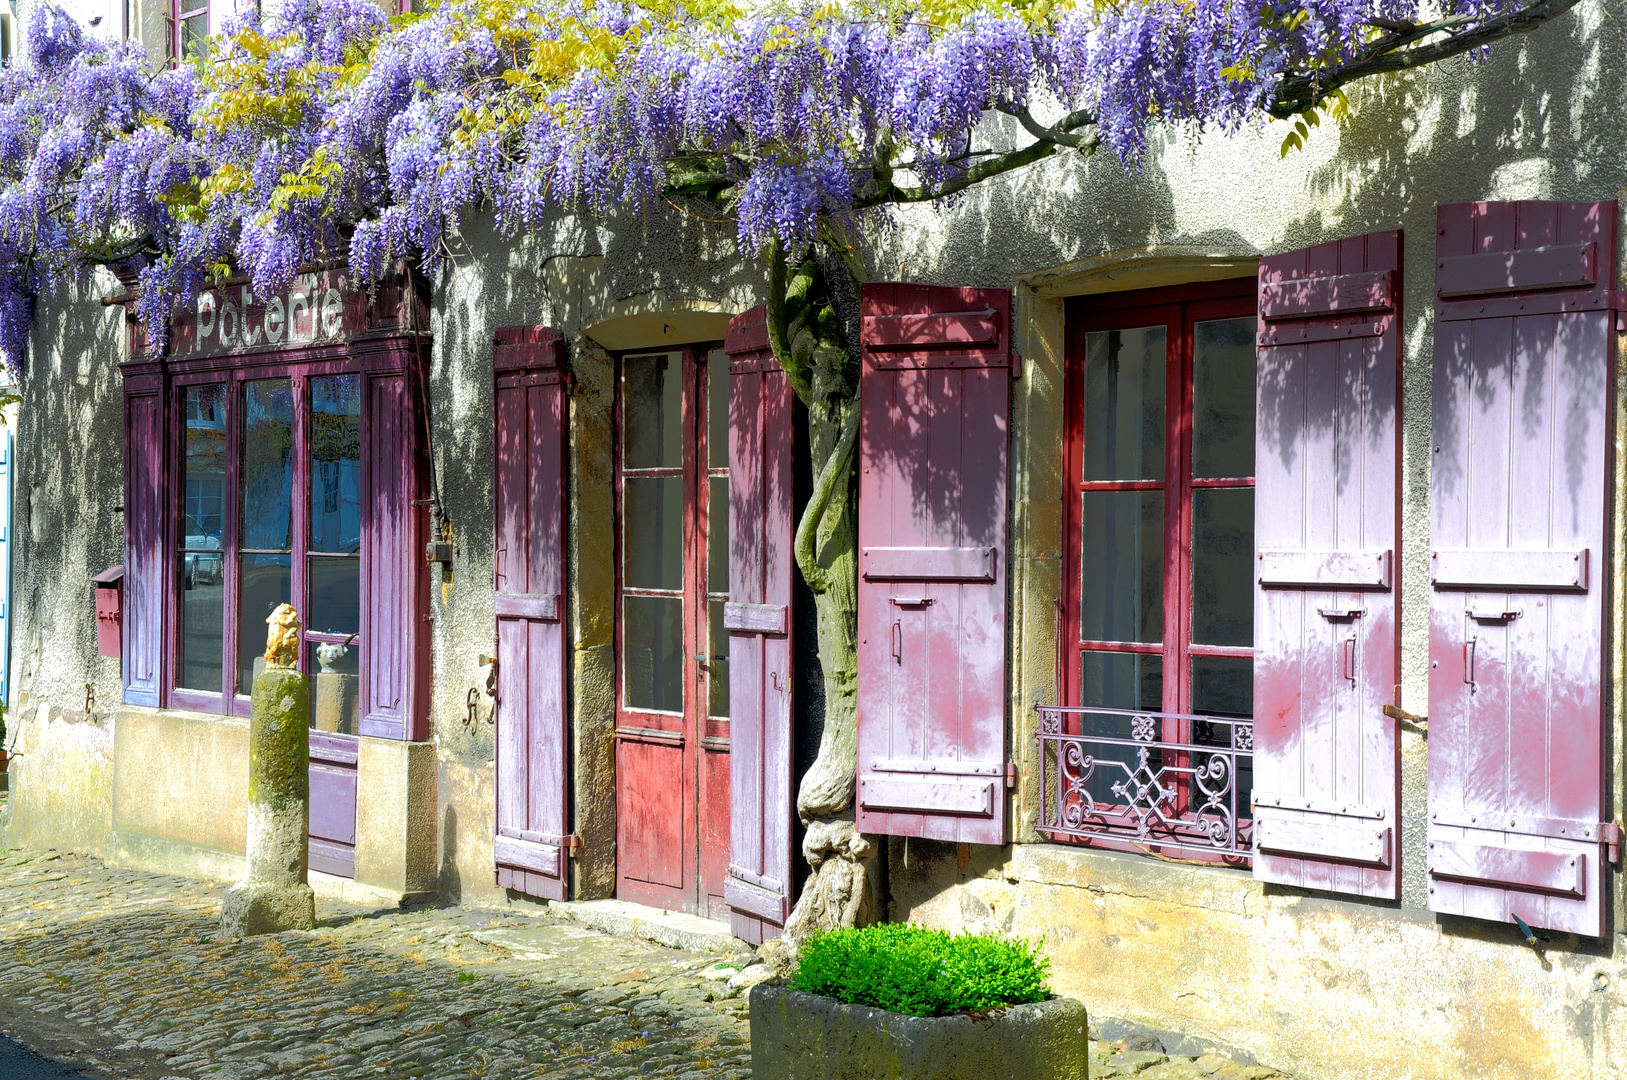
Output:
[{"xmin": 749, "ymin": 984, "xmax": 1089, "ymax": 1080}]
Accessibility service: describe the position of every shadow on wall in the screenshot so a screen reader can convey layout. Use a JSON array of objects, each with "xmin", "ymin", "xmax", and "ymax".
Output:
[{"xmin": 14, "ymin": 271, "xmax": 126, "ymax": 719}]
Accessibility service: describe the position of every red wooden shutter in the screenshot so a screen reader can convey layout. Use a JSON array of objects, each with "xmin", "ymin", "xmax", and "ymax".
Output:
[
  {"xmin": 1428, "ymin": 201, "xmax": 1620, "ymax": 936},
  {"xmin": 855, "ymin": 284, "xmax": 1011, "ymax": 846},
  {"xmin": 492, "ymin": 326, "xmax": 572, "ymax": 900},
  {"xmin": 359, "ymin": 369, "xmax": 428, "ymax": 740},
  {"xmin": 1253, "ymin": 231, "xmax": 1402, "ymax": 899},
  {"xmin": 123, "ymin": 373, "xmax": 164, "ymax": 707},
  {"xmin": 722, "ymin": 306, "xmax": 794, "ymax": 943}
]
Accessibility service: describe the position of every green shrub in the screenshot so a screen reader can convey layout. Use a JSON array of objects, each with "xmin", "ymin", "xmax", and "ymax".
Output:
[{"xmin": 790, "ymin": 923, "xmax": 1050, "ymax": 1018}]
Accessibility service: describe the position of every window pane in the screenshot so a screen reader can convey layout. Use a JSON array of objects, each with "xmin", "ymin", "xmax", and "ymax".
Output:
[
  {"xmin": 708, "ymin": 476, "xmax": 729, "ymax": 595},
  {"xmin": 309, "ymin": 641, "xmax": 359, "ymax": 734},
  {"xmin": 1080, "ymin": 651, "xmax": 1163, "ymax": 712},
  {"xmin": 1191, "ymin": 656, "xmax": 1254, "ymax": 822},
  {"xmin": 1083, "ymin": 326, "xmax": 1165, "ymax": 482},
  {"xmin": 1190, "ymin": 488, "xmax": 1254, "ymax": 647},
  {"xmin": 625, "ymin": 476, "xmax": 683, "ymax": 591},
  {"xmin": 183, "ymin": 384, "xmax": 227, "ymax": 544},
  {"xmin": 180, "ymin": 13, "xmax": 207, "ymax": 59},
  {"xmin": 623, "ymin": 353, "xmax": 682, "ymax": 470},
  {"xmin": 308, "ymin": 556, "xmax": 360, "ymax": 636},
  {"xmin": 1081, "ymin": 491, "xmax": 1163, "ymax": 643},
  {"xmin": 237, "ymin": 554, "xmax": 291, "ymax": 695},
  {"xmin": 178, "ymin": 555, "xmax": 224, "ymax": 692},
  {"xmin": 708, "ymin": 599, "xmax": 730, "ymax": 718},
  {"xmin": 241, "ymin": 379, "xmax": 292, "ymax": 551},
  {"xmin": 310, "ymin": 375, "xmax": 361, "ymax": 553},
  {"xmin": 1078, "ymin": 652, "xmax": 1163, "ymax": 805},
  {"xmin": 1192, "ymin": 317, "xmax": 1256, "ymax": 479},
  {"xmin": 624, "ymin": 595, "xmax": 683, "ymax": 712},
  {"xmin": 708, "ymin": 349, "xmax": 730, "ymax": 470}
]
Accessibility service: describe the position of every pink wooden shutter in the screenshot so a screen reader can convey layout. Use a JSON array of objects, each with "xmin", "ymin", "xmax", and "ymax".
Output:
[
  {"xmin": 1428, "ymin": 201, "xmax": 1620, "ymax": 937},
  {"xmin": 722, "ymin": 306, "xmax": 794, "ymax": 944},
  {"xmin": 1253, "ymin": 231, "xmax": 1403, "ymax": 899},
  {"xmin": 359, "ymin": 369, "xmax": 428, "ymax": 740},
  {"xmin": 492, "ymin": 326, "xmax": 572, "ymax": 900},
  {"xmin": 122, "ymin": 373, "xmax": 164, "ymax": 707},
  {"xmin": 855, "ymin": 284, "xmax": 1011, "ymax": 846}
]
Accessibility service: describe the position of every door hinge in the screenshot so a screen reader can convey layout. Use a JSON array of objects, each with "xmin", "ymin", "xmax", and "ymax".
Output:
[{"xmin": 1005, "ymin": 761, "xmax": 1017, "ymax": 789}]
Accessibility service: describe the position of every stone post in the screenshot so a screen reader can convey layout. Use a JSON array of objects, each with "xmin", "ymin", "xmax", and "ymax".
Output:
[{"xmin": 220, "ymin": 603, "xmax": 316, "ymax": 936}]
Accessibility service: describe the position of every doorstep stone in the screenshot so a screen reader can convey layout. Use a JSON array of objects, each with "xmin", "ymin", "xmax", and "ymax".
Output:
[
  {"xmin": 551, "ymin": 897, "xmax": 748, "ymax": 953},
  {"xmin": 307, "ymin": 868, "xmax": 434, "ymax": 910}
]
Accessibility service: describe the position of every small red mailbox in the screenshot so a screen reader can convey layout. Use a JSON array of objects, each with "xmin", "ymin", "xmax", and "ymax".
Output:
[{"xmin": 92, "ymin": 565, "xmax": 124, "ymax": 659}]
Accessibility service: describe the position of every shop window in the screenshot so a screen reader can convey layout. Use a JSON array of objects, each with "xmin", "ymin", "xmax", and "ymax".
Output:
[{"xmin": 171, "ymin": 370, "xmax": 365, "ymax": 726}]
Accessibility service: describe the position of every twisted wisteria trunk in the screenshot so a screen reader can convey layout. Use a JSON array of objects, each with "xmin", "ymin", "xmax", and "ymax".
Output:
[{"xmin": 762, "ymin": 243, "xmax": 875, "ymax": 962}]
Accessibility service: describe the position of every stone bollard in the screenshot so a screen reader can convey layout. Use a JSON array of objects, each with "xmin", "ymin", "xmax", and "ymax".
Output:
[{"xmin": 220, "ymin": 603, "xmax": 316, "ymax": 937}]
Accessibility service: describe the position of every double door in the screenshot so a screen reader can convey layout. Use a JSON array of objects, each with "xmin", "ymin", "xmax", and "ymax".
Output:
[{"xmin": 615, "ymin": 346, "xmax": 732, "ymax": 916}]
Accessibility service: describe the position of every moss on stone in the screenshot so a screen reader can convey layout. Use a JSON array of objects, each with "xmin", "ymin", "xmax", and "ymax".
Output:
[{"xmin": 248, "ymin": 667, "xmax": 309, "ymax": 809}]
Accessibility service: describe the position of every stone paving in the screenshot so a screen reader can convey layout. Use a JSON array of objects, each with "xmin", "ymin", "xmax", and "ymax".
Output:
[
  {"xmin": 0, "ymin": 846, "xmax": 752, "ymax": 1080},
  {"xmin": 0, "ymin": 840, "xmax": 1299, "ymax": 1080}
]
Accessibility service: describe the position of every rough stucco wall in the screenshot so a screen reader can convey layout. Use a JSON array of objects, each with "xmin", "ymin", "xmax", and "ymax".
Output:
[{"xmin": 4, "ymin": 272, "xmax": 126, "ymax": 856}]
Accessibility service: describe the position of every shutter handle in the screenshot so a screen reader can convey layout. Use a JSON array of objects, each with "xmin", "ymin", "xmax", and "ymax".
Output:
[
  {"xmin": 1464, "ymin": 637, "xmax": 1477, "ymax": 692},
  {"xmin": 892, "ymin": 621, "xmax": 902, "ymax": 665},
  {"xmin": 1343, "ymin": 635, "xmax": 1357, "ymax": 686}
]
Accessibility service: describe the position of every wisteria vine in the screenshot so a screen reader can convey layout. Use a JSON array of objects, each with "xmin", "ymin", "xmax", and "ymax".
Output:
[{"xmin": 0, "ymin": 0, "xmax": 1576, "ymax": 370}]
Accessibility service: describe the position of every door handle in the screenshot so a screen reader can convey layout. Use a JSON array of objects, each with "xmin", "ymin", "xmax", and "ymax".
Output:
[
  {"xmin": 694, "ymin": 654, "xmax": 711, "ymax": 674},
  {"xmin": 1343, "ymin": 635, "xmax": 1357, "ymax": 686},
  {"xmin": 891, "ymin": 620, "xmax": 902, "ymax": 665},
  {"xmin": 1464, "ymin": 637, "xmax": 1477, "ymax": 692}
]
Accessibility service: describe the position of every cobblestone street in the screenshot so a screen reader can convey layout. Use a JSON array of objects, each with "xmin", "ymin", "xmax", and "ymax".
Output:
[
  {"xmin": 0, "ymin": 842, "xmax": 1298, "ymax": 1080},
  {"xmin": 0, "ymin": 846, "xmax": 753, "ymax": 1080}
]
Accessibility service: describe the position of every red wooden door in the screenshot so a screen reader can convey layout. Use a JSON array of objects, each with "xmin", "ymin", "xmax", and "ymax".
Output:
[
  {"xmin": 855, "ymin": 284, "xmax": 1011, "ymax": 846},
  {"xmin": 493, "ymin": 327, "xmax": 572, "ymax": 900},
  {"xmin": 721, "ymin": 307, "xmax": 794, "ymax": 944},
  {"xmin": 615, "ymin": 344, "xmax": 732, "ymax": 917},
  {"xmin": 1428, "ymin": 201, "xmax": 1618, "ymax": 937},
  {"xmin": 1252, "ymin": 231, "xmax": 1403, "ymax": 898}
]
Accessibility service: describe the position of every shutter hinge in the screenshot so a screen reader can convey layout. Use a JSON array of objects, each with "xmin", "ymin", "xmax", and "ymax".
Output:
[
  {"xmin": 1607, "ymin": 819, "xmax": 1622, "ymax": 865},
  {"xmin": 1005, "ymin": 761, "xmax": 1017, "ymax": 789},
  {"xmin": 1010, "ymin": 350, "xmax": 1022, "ymax": 378},
  {"xmin": 566, "ymin": 833, "xmax": 583, "ymax": 860}
]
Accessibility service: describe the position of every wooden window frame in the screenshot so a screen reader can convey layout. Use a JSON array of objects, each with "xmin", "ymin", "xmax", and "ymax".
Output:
[
  {"xmin": 1063, "ymin": 278, "xmax": 1258, "ymax": 718},
  {"xmin": 171, "ymin": 0, "xmax": 208, "ymax": 61}
]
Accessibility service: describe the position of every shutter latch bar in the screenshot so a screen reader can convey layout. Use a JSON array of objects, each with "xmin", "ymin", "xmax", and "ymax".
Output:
[
  {"xmin": 1317, "ymin": 607, "xmax": 1365, "ymax": 620},
  {"xmin": 1467, "ymin": 606, "xmax": 1522, "ymax": 622}
]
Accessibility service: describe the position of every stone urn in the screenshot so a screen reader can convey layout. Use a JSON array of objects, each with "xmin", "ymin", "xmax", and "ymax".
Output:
[{"xmin": 749, "ymin": 984, "xmax": 1090, "ymax": 1080}]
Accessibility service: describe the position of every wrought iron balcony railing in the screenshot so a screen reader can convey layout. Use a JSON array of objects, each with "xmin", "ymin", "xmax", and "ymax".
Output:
[{"xmin": 1034, "ymin": 705, "xmax": 1254, "ymax": 862}]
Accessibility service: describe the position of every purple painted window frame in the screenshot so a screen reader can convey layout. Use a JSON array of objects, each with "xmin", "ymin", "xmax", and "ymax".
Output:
[{"xmin": 132, "ymin": 332, "xmax": 430, "ymax": 741}]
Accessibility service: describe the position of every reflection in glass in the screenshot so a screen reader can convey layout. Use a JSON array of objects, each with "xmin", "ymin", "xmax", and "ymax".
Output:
[
  {"xmin": 179, "ymin": 385, "xmax": 227, "ymax": 692},
  {"xmin": 1190, "ymin": 488, "xmax": 1254, "ymax": 647},
  {"xmin": 1192, "ymin": 318, "xmax": 1256, "ymax": 479},
  {"xmin": 241, "ymin": 379, "xmax": 293, "ymax": 550},
  {"xmin": 708, "ymin": 476, "xmax": 729, "ymax": 595},
  {"xmin": 1083, "ymin": 326, "xmax": 1166, "ymax": 482},
  {"xmin": 625, "ymin": 477, "xmax": 683, "ymax": 590},
  {"xmin": 1078, "ymin": 651, "xmax": 1164, "ymax": 804},
  {"xmin": 236, "ymin": 554, "xmax": 291, "ymax": 695},
  {"xmin": 624, "ymin": 595, "xmax": 683, "ymax": 712},
  {"xmin": 708, "ymin": 350, "xmax": 730, "ymax": 469},
  {"xmin": 708, "ymin": 600, "xmax": 730, "ymax": 718},
  {"xmin": 178, "ymin": 558, "xmax": 224, "ymax": 692},
  {"xmin": 310, "ymin": 375, "xmax": 361, "ymax": 553},
  {"xmin": 308, "ymin": 556, "xmax": 360, "ymax": 636},
  {"xmin": 1081, "ymin": 491, "xmax": 1163, "ymax": 644},
  {"xmin": 1192, "ymin": 656, "xmax": 1254, "ymax": 817},
  {"xmin": 623, "ymin": 353, "xmax": 682, "ymax": 469},
  {"xmin": 309, "ymin": 641, "xmax": 360, "ymax": 734}
]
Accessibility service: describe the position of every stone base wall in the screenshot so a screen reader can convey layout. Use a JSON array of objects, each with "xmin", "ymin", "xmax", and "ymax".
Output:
[{"xmin": 889, "ymin": 840, "xmax": 1624, "ymax": 1080}]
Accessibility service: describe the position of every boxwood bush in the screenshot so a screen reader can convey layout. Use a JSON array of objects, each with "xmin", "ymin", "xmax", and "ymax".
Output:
[{"xmin": 790, "ymin": 923, "xmax": 1050, "ymax": 1018}]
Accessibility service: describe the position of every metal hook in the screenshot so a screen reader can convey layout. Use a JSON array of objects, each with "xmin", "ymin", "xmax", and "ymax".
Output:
[
  {"xmin": 84, "ymin": 682, "xmax": 94, "ymax": 715},
  {"xmin": 465, "ymin": 686, "xmax": 480, "ymax": 728}
]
